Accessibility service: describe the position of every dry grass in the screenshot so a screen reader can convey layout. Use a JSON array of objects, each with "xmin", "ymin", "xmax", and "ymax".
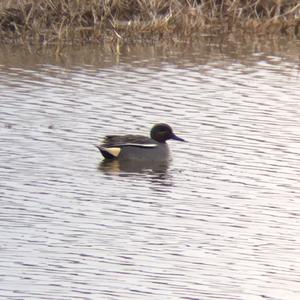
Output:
[{"xmin": 1, "ymin": 0, "xmax": 300, "ymax": 45}]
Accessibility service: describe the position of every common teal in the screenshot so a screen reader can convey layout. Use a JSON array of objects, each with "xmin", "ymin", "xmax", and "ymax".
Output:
[{"xmin": 96, "ymin": 123, "xmax": 185, "ymax": 161}]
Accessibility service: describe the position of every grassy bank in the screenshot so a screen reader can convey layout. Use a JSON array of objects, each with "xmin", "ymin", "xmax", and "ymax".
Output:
[{"xmin": 1, "ymin": 0, "xmax": 300, "ymax": 45}]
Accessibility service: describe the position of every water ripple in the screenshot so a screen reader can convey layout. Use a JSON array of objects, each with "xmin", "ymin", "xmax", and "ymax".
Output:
[{"xmin": 0, "ymin": 47, "xmax": 300, "ymax": 300}]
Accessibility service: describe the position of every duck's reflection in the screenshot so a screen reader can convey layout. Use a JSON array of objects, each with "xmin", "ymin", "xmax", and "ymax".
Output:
[
  {"xmin": 98, "ymin": 159, "xmax": 172, "ymax": 186},
  {"xmin": 99, "ymin": 159, "xmax": 168, "ymax": 174}
]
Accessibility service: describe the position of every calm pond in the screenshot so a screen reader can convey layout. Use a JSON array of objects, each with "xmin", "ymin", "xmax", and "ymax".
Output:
[{"xmin": 1, "ymin": 38, "xmax": 300, "ymax": 300}]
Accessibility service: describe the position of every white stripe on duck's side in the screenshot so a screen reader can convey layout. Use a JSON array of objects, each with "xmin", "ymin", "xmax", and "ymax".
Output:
[{"xmin": 118, "ymin": 144, "xmax": 157, "ymax": 148}]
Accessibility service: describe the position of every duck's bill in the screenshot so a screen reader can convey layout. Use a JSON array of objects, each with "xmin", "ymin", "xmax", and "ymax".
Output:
[{"xmin": 171, "ymin": 133, "xmax": 185, "ymax": 142}]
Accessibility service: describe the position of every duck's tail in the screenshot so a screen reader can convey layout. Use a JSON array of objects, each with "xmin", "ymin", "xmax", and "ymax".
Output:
[{"xmin": 95, "ymin": 145, "xmax": 120, "ymax": 159}]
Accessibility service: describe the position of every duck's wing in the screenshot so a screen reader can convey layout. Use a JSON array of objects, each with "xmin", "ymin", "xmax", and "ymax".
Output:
[{"xmin": 101, "ymin": 135, "xmax": 156, "ymax": 147}]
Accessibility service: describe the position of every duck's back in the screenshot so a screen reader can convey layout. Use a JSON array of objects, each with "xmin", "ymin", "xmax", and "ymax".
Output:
[{"xmin": 102, "ymin": 134, "xmax": 153, "ymax": 147}]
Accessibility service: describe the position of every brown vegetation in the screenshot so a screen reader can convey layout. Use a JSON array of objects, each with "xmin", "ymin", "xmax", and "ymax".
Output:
[{"xmin": 1, "ymin": 0, "xmax": 300, "ymax": 45}]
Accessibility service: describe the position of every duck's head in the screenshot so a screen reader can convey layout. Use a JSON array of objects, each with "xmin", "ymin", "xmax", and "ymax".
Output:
[{"xmin": 150, "ymin": 123, "xmax": 185, "ymax": 143}]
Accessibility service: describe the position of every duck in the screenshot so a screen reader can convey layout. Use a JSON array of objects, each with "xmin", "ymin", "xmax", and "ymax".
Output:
[{"xmin": 96, "ymin": 123, "xmax": 185, "ymax": 161}]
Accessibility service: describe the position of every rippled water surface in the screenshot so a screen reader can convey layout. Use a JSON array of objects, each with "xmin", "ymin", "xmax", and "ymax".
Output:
[{"xmin": 1, "ymin": 40, "xmax": 300, "ymax": 300}]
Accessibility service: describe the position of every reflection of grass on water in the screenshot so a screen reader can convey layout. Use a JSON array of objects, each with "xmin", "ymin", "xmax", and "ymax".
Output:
[{"xmin": 1, "ymin": 0, "xmax": 300, "ymax": 46}]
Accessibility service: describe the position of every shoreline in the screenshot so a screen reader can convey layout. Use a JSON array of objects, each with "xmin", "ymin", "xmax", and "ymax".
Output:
[{"xmin": 0, "ymin": 1, "xmax": 300, "ymax": 45}]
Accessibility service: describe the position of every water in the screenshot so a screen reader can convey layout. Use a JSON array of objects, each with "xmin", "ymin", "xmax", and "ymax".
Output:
[{"xmin": 0, "ymin": 40, "xmax": 300, "ymax": 300}]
